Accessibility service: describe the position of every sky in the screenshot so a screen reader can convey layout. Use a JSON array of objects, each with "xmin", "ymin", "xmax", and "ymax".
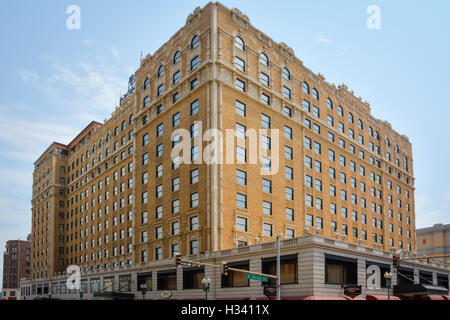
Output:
[{"xmin": 0, "ymin": 0, "xmax": 449, "ymax": 285}]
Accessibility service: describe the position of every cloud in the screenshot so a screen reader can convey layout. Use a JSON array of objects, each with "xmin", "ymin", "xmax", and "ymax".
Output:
[
  {"xmin": 18, "ymin": 69, "xmax": 39, "ymax": 82},
  {"xmin": 317, "ymin": 34, "xmax": 331, "ymax": 43},
  {"xmin": 111, "ymin": 46, "xmax": 120, "ymax": 59}
]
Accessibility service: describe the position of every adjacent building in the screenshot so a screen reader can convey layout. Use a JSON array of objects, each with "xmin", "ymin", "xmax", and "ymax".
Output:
[
  {"xmin": 30, "ymin": 1, "xmax": 416, "ymax": 292},
  {"xmin": 416, "ymin": 224, "xmax": 450, "ymax": 265},
  {"xmin": 2, "ymin": 236, "xmax": 31, "ymax": 299}
]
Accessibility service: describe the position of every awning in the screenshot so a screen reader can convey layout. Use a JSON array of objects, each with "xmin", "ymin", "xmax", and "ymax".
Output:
[
  {"xmin": 216, "ymin": 297, "xmax": 250, "ymax": 300},
  {"xmin": 93, "ymin": 291, "xmax": 135, "ymax": 300},
  {"xmin": 303, "ymin": 296, "xmax": 350, "ymax": 300},
  {"xmin": 442, "ymin": 296, "xmax": 450, "ymax": 300},
  {"xmin": 418, "ymin": 295, "xmax": 446, "ymax": 300},
  {"xmin": 394, "ymin": 284, "xmax": 449, "ymax": 296},
  {"xmin": 366, "ymin": 295, "xmax": 401, "ymax": 300}
]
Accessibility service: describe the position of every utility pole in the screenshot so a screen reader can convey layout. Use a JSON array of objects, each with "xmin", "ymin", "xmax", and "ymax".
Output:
[{"xmin": 276, "ymin": 233, "xmax": 281, "ymax": 301}]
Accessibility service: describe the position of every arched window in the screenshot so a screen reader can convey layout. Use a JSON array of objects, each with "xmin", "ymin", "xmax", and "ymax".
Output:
[
  {"xmin": 235, "ymin": 36, "xmax": 245, "ymax": 51},
  {"xmin": 173, "ymin": 51, "xmax": 181, "ymax": 64},
  {"xmin": 326, "ymin": 98, "xmax": 333, "ymax": 110},
  {"xmin": 312, "ymin": 88, "xmax": 319, "ymax": 100},
  {"xmin": 157, "ymin": 65, "xmax": 164, "ymax": 78},
  {"xmin": 338, "ymin": 106, "xmax": 343, "ymax": 116},
  {"xmin": 129, "ymin": 114, "xmax": 134, "ymax": 125},
  {"xmin": 121, "ymin": 121, "xmax": 126, "ymax": 131},
  {"xmin": 358, "ymin": 119, "xmax": 363, "ymax": 130},
  {"xmin": 282, "ymin": 67, "xmax": 290, "ymax": 80},
  {"xmin": 191, "ymin": 35, "xmax": 199, "ymax": 49},
  {"xmin": 106, "ymin": 133, "xmax": 110, "ymax": 142},
  {"xmin": 143, "ymin": 77, "xmax": 150, "ymax": 90},
  {"xmin": 375, "ymin": 131, "xmax": 380, "ymax": 140},
  {"xmin": 348, "ymin": 113, "xmax": 354, "ymax": 123},
  {"xmin": 98, "ymin": 139, "xmax": 103, "ymax": 148},
  {"xmin": 114, "ymin": 127, "xmax": 119, "ymax": 136},
  {"xmin": 303, "ymin": 82, "xmax": 310, "ymax": 94},
  {"xmin": 386, "ymin": 138, "xmax": 390, "ymax": 147},
  {"xmin": 259, "ymin": 52, "xmax": 269, "ymax": 66},
  {"xmin": 369, "ymin": 127, "xmax": 373, "ymax": 136},
  {"xmin": 92, "ymin": 144, "xmax": 96, "ymax": 153}
]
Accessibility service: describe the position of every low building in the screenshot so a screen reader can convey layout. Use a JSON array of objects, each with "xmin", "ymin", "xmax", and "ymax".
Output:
[
  {"xmin": 20, "ymin": 234, "xmax": 449, "ymax": 300},
  {"xmin": 2, "ymin": 236, "xmax": 32, "ymax": 300},
  {"xmin": 416, "ymin": 224, "xmax": 450, "ymax": 265}
]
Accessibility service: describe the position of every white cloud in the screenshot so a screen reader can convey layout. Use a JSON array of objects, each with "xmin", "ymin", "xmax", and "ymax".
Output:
[
  {"xmin": 317, "ymin": 34, "xmax": 331, "ymax": 43},
  {"xmin": 18, "ymin": 69, "xmax": 39, "ymax": 82},
  {"xmin": 111, "ymin": 46, "xmax": 120, "ymax": 59}
]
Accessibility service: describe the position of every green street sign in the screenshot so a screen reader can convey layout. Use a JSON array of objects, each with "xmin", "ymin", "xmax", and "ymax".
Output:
[{"xmin": 246, "ymin": 273, "xmax": 269, "ymax": 282}]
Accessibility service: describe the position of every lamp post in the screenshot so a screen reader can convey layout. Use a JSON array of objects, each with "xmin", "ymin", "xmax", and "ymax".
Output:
[
  {"xmin": 140, "ymin": 283, "xmax": 148, "ymax": 300},
  {"xmin": 202, "ymin": 277, "xmax": 211, "ymax": 301},
  {"xmin": 276, "ymin": 233, "xmax": 282, "ymax": 301},
  {"xmin": 79, "ymin": 291, "xmax": 83, "ymax": 300},
  {"xmin": 384, "ymin": 272, "xmax": 393, "ymax": 300}
]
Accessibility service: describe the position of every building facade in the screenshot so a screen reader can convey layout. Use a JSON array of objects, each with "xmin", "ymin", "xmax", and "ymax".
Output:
[
  {"xmin": 30, "ymin": 2, "xmax": 416, "ymax": 285},
  {"xmin": 416, "ymin": 224, "xmax": 450, "ymax": 265},
  {"xmin": 20, "ymin": 234, "xmax": 449, "ymax": 300},
  {"xmin": 2, "ymin": 237, "xmax": 31, "ymax": 299}
]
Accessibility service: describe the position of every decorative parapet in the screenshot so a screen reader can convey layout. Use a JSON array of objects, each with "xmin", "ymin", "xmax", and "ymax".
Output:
[
  {"xmin": 279, "ymin": 42, "xmax": 294, "ymax": 61},
  {"xmin": 186, "ymin": 6, "xmax": 202, "ymax": 25},
  {"xmin": 231, "ymin": 8, "xmax": 249, "ymax": 30}
]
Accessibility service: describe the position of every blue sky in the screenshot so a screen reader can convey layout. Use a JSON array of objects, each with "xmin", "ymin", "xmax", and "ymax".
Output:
[{"xmin": 1, "ymin": 0, "xmax": 449, "ymax": 284}]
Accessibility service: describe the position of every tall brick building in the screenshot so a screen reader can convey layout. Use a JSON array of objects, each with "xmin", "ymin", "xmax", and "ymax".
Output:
[
  {"xmin": 30, "ymin": 2, "xmax": 415, "ymax": 281},
  {"xmin": 2, "ymin": 237, "xmax": 31, "ymax": 299}
]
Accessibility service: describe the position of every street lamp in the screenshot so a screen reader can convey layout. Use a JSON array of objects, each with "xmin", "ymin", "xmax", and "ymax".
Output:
[
  {"xmin": 79, "ymin": 291, "xmax": 83, "ymax": 300},
  {"xmin": 140, "ymin": 283, "xmax": 148, "ymax": 300},
  {"xmin": 202, "ymin": 277, "xmax": 211, "ymax": 301},
  {"xmin": 384, "ymin": 272, "xmax": 393, "ymax": 300}
]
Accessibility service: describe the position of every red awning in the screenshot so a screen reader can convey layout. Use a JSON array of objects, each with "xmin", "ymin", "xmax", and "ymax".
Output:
[
  {"xmin": 419, "ymin": 295, "xmax": 445, "ymax": 300},
  {"xmin": 351, "ymin": 296, "xmax": 366, "ymax": 300},
  {"xmin": 366, "ymin": 295, "xmax": 401, "ymax": 300},
  {"xmin": 216, "ymin": 297, "xmax": 250, "ymax": 300},
  {"xmin": 442, "ymin": 296, "xmax": 450, "ymax": 300},
  {"xmin": 303, "ymin": 296, "xmax": 350, "ymax": 300}
]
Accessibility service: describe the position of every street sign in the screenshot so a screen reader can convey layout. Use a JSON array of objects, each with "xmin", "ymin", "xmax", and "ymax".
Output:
[
  {"xmin": 246, "ymin": 273, "xmax": 269, "ymax": 282},
  {"xmin": 180, "ymin": 262, "xmax": 192, "ymax": 267}
]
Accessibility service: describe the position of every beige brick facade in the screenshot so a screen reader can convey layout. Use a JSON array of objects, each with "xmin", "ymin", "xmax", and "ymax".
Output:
[{"xmin": 30, "ymin": 2, "xmax": 415, "ymax": 281}]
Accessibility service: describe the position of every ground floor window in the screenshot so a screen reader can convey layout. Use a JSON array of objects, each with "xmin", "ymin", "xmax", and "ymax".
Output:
[
  {"xmin": 366, "ymin": 261, "xmax": 390, "ymax": 288},
  {"xmin": 137, "ymin": 272, "xmax": 153, "ymax": 292},
  {"xmin": 325, "ymin": 254, "xmax": 357, "ymax": 285},
  {"xmin": 183, "ymin": 267, "xmax": 204, "ymax": 289},
  {"xmin": 396, "ymin": 267, "xmax": 414, "ymax": 286},
  {"xmin": 119, "ymin": 274, "xmax": 131, "ymax": 292},
  {"xmin": 222, "ymin": 261, "xmax": 249, "ymax": 288},
  {"xmin": 103, "ymin": 276, "xmax": 115, "ymax": 292},
  {"xmin": 262, "ymin": 254, "xmax": 298, "ymax": 285},
  {"xmin": 90, "ymin": 278, "xmax": 100, "ymax": 293},
  {"xmin": 157, "ymin": 270, "xmax": 177, "ymax": 290}
]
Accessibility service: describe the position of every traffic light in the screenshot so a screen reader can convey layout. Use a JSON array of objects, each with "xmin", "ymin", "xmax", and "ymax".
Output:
[
  {"xmin": 392, "ymin": 255, "xmax": 400, "ymax": 268},
  {"xmin": 221, "ymin": 262, "xmax": 229, "ymax": 276},
  {"xmin": 174, "ymin": 253, "xmax": 181, "ymax": 266}
]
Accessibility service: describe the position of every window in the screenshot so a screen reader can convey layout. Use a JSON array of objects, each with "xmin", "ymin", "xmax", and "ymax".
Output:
[
  {"xmin": 173, "ymin": 51, "xmax": 180, "ymax": 64},
  {"xmin": 263, "ymin": 223, "xmax": 273, "ymax": 237},
  {"xmin": 190, "ymin": 56, "xmax": 199, "ymax": 70},
  {"xmin": 235, "ymin": 56, "xmax": 245, "ymax": 71},
  {"xmin": 191, "ymin": 99, "xmax": 199, "ymax": 115},
  {"xmin": 156, "ymin": 123, "xmax": 163, "ymax": 137},
  {"xmin": 237, "ymin": 194, "xmax": 247, "ymax": 209},
  {"xmin": 303, "ymin": 82, "xmax": 310, "ymax": 94},
  {"xmin": 260, "ymin": 72, "xmax": 270, "ymax": 86},
  {"xmin": 312, "ymin": 88, "xmax": 319, "ymax": 100},
  {"xmin": 173, "ymin": 71, "xmax": 180, "ymax": 84},
  {"xmin": 156, "ymin": 66, "xmax": 165, "ymax": 79},
  {"xmin": 157, "ymin": 84, "xmax": 164, "ymax": 96},
  {"xmin": 191, "ymin": 35, "xmax": 199, "ymax": 49},
  {"xmin": 190, "ymin": 168, "xmax": 199, "ymax": 184},
  {"xmin": 190, "ymin": 78, "xmax": 198, "ymax": 90},
  {"xmin": 263, "ymin": 201, "xmax": 272, "ymax": 215},
  {"xmin": 284, "ymin": 126, "xmax": 292, "ymax": 139},
  {"xmin": 172, "ymin": 112, "xmax": 180, "ymax": 127},
  {"xmin": 190, "ymin": 192, "xmax": 199, "ymax": 208},
  {"xmin": 236, "ymin": 217, "xmax": 248, "ymax": 232},
  {"xmin": 261, "ymin": 114, "xmax": 270, "ymax": 128},
  {"xmin": 262, "ymin": 179, "xmax": 272, "ymax": 193},
  {"xmin": 282, "ymin": 67, "xmax": 290, "ymax": 80},
  {"xmin": 259, "ymin": 52, "xmax": 269, "ymax": 66},
  {"xmin": 236, "ymin": 169, "xmax": 246, "ymax": 186},
  {"xmin": 261, "ymin": 93, "xmax": 270, "ymax": 105},
  {"xmin": 283, "ymin": 86, "xmax": 291, "ymax": 99},
  {"xmin": 235, "ymin": 78, "xmax": 246, "ymax": 92},
  {"xmin": 327, "ymin": 98, "xmax": 333, "ymax": 110},
  {"xmin": 235, "ymin": 100, "xmax": 246, "ymax": 117},
  {"xmin": 235, "ymin": 36, "xmax": 245, "ymax": 51}
]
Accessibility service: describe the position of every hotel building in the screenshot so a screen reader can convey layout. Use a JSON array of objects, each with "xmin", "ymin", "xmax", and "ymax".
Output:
[{"xmin": 29, "ymin": 2, "xmax": 416, "ymax": 289}]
